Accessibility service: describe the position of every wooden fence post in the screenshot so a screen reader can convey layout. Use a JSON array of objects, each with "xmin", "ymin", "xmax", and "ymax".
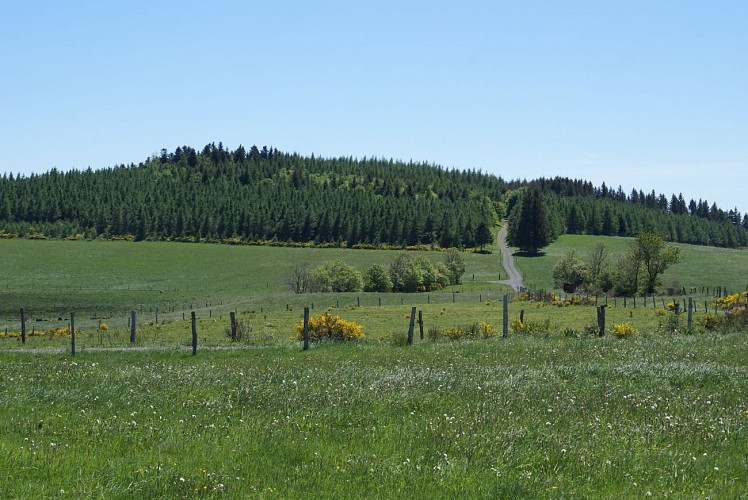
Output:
[
  {"xmin": 130, "ymin": 310, "xmax": 136, "ymax": 343},
  {"xmin": 418, "ymin": 310, "xmax": 424, "ymax": 340},
  {"xmin": 70, "ymin": 312, "xmax": 75, "ymax": 357},
  {"xmin": 20, "ymin": 308, "xmax": 26, "ymax": 344},
  {"xmin": 687, "ymin": 297, "xmax": 693, "ymax": 328},
  {"xmin": 407, "ymin": 307, "xmax": 416, "ymax": 345},
  {"xmin": 303, "ymin": 307, "xmax": 309, "ymax": 351},
  {"xmin": 191, "ymin": 311, "xmax": 197, "ymax": 355},
  {"xmin": 230, "ymin": 311, "xmax": 237, "ymax": 342},
  {"xmin": 502, "ymin": 294, "xmax": 509, "ymax": 338},
  {"xmin": 598, "ymin": 306, "xmax": 606, "ymax": 337}
]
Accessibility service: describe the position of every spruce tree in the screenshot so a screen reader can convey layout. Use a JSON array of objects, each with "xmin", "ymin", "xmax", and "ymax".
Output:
[{"xmin": 507, "ymin": 187, "xmax": 552, "ymax": 253}]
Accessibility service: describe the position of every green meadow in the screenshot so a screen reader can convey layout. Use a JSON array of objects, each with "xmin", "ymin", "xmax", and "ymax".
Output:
[
  {"xmin": 1, "ymin": 237, "xmax": 746, "ymax": 497},
  {"xmin": 513, "ymin": 234, "xmax": 748, "ymax": 293},
  {"xmin": 1, "ymin": 335, "xmax": 746, "ymax": 498}
]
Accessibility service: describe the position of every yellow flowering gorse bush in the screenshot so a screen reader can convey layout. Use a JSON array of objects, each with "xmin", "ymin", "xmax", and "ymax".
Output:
[
  {"xmin": 442, "ymin": 322, "xmax": 497, "ymax": 340},
  {"xmin": 295, "ymin": 310, "xmax": 364, "ymax": 342},
  {"xmin": 613, "ymin": 322, "xmax": 636, "ymax": 338}
]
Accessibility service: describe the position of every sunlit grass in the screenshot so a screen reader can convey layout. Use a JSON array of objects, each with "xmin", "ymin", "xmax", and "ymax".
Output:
[{"xmin": 0, "ymin": 333, "xmax": 745, "ymax": 497}]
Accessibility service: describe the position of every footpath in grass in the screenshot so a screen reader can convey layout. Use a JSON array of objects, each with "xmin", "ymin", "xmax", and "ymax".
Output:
[{"xmin": 0, "ymin": 333, "xmax": 745, "ymax": 497}]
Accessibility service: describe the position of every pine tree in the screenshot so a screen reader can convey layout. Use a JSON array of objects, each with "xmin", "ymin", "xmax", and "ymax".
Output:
[
  {"xmin": 474, "ymin": 221, "xmax": 493, "ymax": 252},
  {"xmin": 507, "ymin": 188, "xmax": 553, "ymax": 253}
]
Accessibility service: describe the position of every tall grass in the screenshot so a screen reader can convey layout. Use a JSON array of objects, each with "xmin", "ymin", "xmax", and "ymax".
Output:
[{"xmin": 0, "ymin": 333, "xmax": 745, "ymax": 497}]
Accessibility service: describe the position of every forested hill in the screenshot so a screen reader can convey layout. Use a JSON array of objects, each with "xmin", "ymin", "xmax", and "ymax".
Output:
[{"xmin": 1, "ymin": 143, "xmax": 747, "ymax": 249}]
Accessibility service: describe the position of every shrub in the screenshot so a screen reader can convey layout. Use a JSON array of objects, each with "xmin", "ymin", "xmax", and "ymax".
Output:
[
  {"xmin": 427, "ymin": 326, "xmax": 442, "ymax": 342},
  {"xmin": 225, "ymin": 319, "xmax": 253, "ymax": 342},
  {"xmin": 381, "ymin": 332, "xmax": 409, "ymax": 346},
  {"xmin": 443, "ymin": 248, "xmax": 466, "ymax": 285},
  {"xmin": 308, "ymin": 260, "xmax": 363, "ymax": 293},
  {"xmin": 562, "ymin": 327, "xmax": 578, "ymax": 338},
  {"xmin": 388, "ymin": 253, "xmax": 447, "ymax": 293},
  {"xmin": 295, "ymin": 310, "xmax": 364, "ymax": 342},
  {"xmin": 364, "ymin": 264, "xmax": 392, "ymax": 292},
  {"xmin": 613, "ymin": 323, "xmax": 636, "ymax": 338},
  {"xmin": 660, "ymin": 313, "xmax": 680, "ymax": 334},
  {"xmin": 582, "ymin": 323, "xmax": 600, "ymax": 336},
  {"xmin": 441, "ymin": 322, "xmax": 497, "ymax": 341},
  {"xmin": 511, "ymin": 318, "xmax": 554, "ymax": 334}
]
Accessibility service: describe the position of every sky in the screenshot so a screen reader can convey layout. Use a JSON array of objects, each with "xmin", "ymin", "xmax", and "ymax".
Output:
[{"xmin": 2, "ymin": 1, "xmax": 746, "ymax": 213}]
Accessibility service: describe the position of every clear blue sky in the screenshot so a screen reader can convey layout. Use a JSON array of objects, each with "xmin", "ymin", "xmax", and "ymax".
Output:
[{"xmin": 2, "ymin": 1, "xmax": 746, "ymax": 213}]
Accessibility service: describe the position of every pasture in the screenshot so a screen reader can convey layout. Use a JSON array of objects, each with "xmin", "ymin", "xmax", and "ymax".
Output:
[
  {"xmin": 1, "ymin": 334, "xmax": 746, "ymax": 497},
  {"xmin": 1, "ymin": 237, "xmax": 746, "ymax": 497}
]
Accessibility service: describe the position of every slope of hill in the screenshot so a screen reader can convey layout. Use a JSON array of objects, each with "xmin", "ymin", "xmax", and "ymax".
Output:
[
  {"xmin": 2, "ymin": 143, "xmax": 747, "ymax": 248},
  {"xmin": 514, "ymin": 234, "xmax": 748, "ymax": 292}
]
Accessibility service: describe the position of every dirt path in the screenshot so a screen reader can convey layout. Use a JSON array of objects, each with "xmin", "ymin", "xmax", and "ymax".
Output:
[{"xmin": 496, "ymin": 224, "xmax": 524, "ymax": 291}]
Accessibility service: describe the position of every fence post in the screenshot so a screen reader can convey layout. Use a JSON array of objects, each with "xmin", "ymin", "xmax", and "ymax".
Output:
[
  {"xmin": 303, "ymin": 307, "xmax": 309, "ymax": 351},
  {"xmin": 191, "ymin": 311, "xmax": 197, "ymax": 355},
  {"xmin": 230, "ymin": 311, "xmax": 237, "ymax": 342},
  {"xmin": 130, "ymin": 310, "xmax": 136, "ymax": 343},
  {"xmin": 520, "ymin": 309, "xmax": 524, "ymax": 324},
  {"xmin": 70, "ymin": 312, "xmax": 76, "ymax": 357},
  {"xmin": 418, "ymin": 310, "xmax": 424, "ymax": 340},
  {"xmin": 407, "ymin": 307, "xmax": 416, "ymax": 345},
  {"xmin": 502, "ymin": 294, "xmax": 509, "ymax": 338},
  {"xmin": 598, "ymin": 306, "xmax": 606, "ymax": 337},
  {"xmin": 687, "ymin": 297, "xmax": 693, "ymax": 328},
  {"xmin": 20, "ymin": 308, "xmax": 26, "ymax": 344}
]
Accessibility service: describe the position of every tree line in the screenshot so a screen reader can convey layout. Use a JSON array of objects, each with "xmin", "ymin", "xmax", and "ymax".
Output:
[
  {"xmin": 506, "ymin": 185, "xmax": 748, "ymax": 252},
  {"xmin": 0, "ymin": 144, "xmax": 498, "ymax": 249},
  {"xmin": 1, "ymin": 143, "xmax": 746, "ymax": 249}
]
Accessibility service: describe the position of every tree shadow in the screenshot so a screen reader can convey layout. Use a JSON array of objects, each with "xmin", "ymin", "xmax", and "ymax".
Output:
[{"xmin": 513, "ymin": 250, "xmax": 546, "ymax": 257}]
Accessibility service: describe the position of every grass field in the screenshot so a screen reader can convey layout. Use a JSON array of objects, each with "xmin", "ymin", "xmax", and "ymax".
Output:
[
  {"xmin": 2, "ymin": 235, "xmax": 746, "ymax": 340},
  {"xmin": 0, "ymin": 238, "xmax": 507, "ymax": 332},
  {"xmin": 513, "ymin": 234, "xmax": 748, "ymax": 293},
  {"xmin": 1, "ymin": 334, "xmax": 745, "ymax": 497},
  {"xmin": 2, "ymin": 237, "xmax": 747, "ymax": 497}
]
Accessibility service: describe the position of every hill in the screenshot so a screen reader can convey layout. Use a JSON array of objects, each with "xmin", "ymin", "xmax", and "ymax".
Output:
[{"xmin": 2, "ymin": 143, "xmax": 747, "ymax": 248}]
